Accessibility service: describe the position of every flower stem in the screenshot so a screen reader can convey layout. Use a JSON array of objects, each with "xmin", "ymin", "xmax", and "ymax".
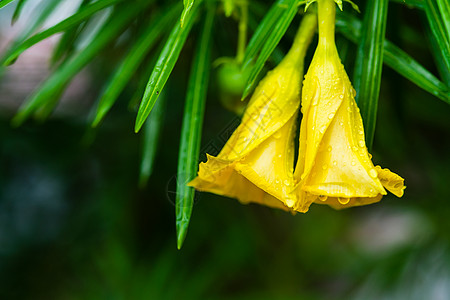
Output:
[
  {"xmin": 317, "ymin": 0, "xmax": 336, "ymax": 46},
  {"xmin": 282, "ymin": 13, "xmax": 317, "ymax": 68},
  {"xmin": 236, "ymin": 2, "xmax": 248, "ymax": 64}
]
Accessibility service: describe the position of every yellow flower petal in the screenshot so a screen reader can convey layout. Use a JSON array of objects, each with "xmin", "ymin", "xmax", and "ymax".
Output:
[
  {"xmin": 189, "ymin": 14, "xmax": 318, "ymax": 210},
  {"xmin": 293, "ymin": 0, "xmax": 405, "ymax": 211}
]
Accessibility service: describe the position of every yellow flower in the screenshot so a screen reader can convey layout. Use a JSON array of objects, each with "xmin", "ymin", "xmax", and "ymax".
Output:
[
  {"xmin": 189, "ymin": 14, "xmax": 317, "ymax": 210},
  {"xmin": 293, "ymin": 0, "xmax": 405, "ymax": 212}
]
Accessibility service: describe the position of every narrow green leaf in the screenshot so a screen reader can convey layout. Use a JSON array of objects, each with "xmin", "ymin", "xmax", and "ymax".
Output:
[
  {"xmin": 50, "ymin": 0, "xmax": 92, "ymax": 65},
  {"xmin": 241, "ymin": 0, "xmax": 298, "ymax": 99},
  {"xmin": 92, "ymin": 4, "xmax": 180, "ymax": 127},
  {"xmin": 181, "ymin": 0, "xmax": 195, "ymax": 27},
  {"xmin": 11, "ymin": 0, "xmax": 27, "ymax": 24},
  {"xmin": 134, "ymin": 1, "xmax": 202, "ymax": 133},
  {"xmin": 425, "ymin": 22, "xmax": 450, "ymax": 86},
  {"xmin": 11, "ymin": 3, "xmax": 145, "ymax": 126},
  {"xmin": 3, "ymin": 0, "xmax": 123, "ymax": 65},
  {"xmin": 353, "ymin": 0, "xmax": 389, "ymax": 150},
  {"xmin": 436, "ymin": 0, "xmax": 450, "ymax": 37},
  {"xmin": 390, "ymin": 0, "xmax": 425, "ymax": 9},
  {"xmin": 242, "ymin": 0, "xmax": 288, "ymax": 71},
  {"xmin": 383, "ymin": 42, "xmax": 450, "ymax": 104},
  {"xmin": 176, "ymin": 4, "xmax": 215, "ymax": 250},
  {"xmin": 139, "ymin": 91, "xmax": 166, "ymax": 187},
  {"xmin": 336, "ymin": 12, "xmax": 450, "ymax": 104},
  {"xmin": 0, "ymin": 0, "xmax": 16, "ymax": 9},
  {"xmin": 424, "ymin": 0, "xmax": 450, "ymax": 81}
]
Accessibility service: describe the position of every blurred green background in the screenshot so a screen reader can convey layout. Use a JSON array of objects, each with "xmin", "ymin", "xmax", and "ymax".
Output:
[{"xmin": 1, "ymin": 0, "xmax": 450, "ymax": 299}]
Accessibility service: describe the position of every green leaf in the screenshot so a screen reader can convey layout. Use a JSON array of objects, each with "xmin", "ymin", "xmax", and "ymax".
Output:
[
  {"xmin": 424, "ymin": 0, "xmax": 450, "ymax": 83},
  {"xmin": 241, "ymin": 0, "xmax": 298, "ymax": 99},
  {"xmin": 176, "ymin": 4, "xmax": 215, "ymax": 250},
  {"xmin": 425, "ymin": 23, "xmax": 450, "ymax": 86},
  {"xmin": 50, "ymin": 0, "xmax": 92, "ymax": 65},
  {"xmin": 0, "ymin": 0, "xmax": 16, "ymax": 9},
  {"xmin": 353, "ymin": 0, "xmax": 389, "ymax": 150},
  {"xmin": 181, "ymin": 0, "xmax": 194, "ymax": 27},
  {"xmin": 11, "ymin": 0, "xmax": 27, "ymax": 24},
  {"xmin": 139, "ymin": 91, "xmax": 166, "ymax": 187},
  {"xmin": 390, "ymin": 0, "xmax": 425, "ymax": 9},
  {"xmin": 436, "ymin": 0, "xmax": 450, "ymax": 37},
  {"xmin": 383, "ymin": 42, "xmax": 450, "ymax": 104},
  {"xmin": 134, "ymin": 1, "xmax": 202, "ymax": 133},
  {"xmin": 242, "ymin": 0, "xmax": 288, "ymax": 71},
  {"xmin": 336, "ymin": 12, "xmax": 450, "ymax": 104},
  {"xmin": 3, "ymin": 0, "xmax": 123, "ymax": 66},
  {"xmin": 92, "ymin": 4, "xmax": 180, "ymax": 127},
  {"xmin": 11, "ymin": 3, "xmax": 146, "ymax": 126}
]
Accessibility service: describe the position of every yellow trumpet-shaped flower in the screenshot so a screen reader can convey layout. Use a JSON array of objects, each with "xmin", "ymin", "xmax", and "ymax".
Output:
[
  {"xmin": 293, "ymin": 0, "xmax": 405, "ymax": 212},
  {"xmin": 189, "ymin": 14, "xmax": 317, "ymax": 210}
]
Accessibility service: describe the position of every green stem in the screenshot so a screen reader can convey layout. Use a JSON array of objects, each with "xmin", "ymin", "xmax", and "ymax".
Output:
[{"xmin": 317, "ymin": 0, "xmax": 336, "ymax": 46}]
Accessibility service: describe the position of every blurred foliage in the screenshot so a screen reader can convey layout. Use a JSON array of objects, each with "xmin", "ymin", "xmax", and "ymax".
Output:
[{"xmin": 0, "ymin": 0, "xmax": 450, "ymax": 298}]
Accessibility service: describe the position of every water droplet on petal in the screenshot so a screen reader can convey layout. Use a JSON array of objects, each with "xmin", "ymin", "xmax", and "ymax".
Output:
[
  {"xmin": 286, "ymin": 199, "xmax": 294, "ymax": 207},
  {"xmin": 368, "ymin": 153, "xmax": 372, "ymax": 159},
  {"xmin": 369, "ymin": 168, "xmax": 378, "ymax": 178},
  {"xmin": 275, "ymin": 179, "xmax": 280, "ymax": 184},
  {"xmin": 332, "ymin": 160, "xmax": 337, "ymax": 166},
  {"xmin": 339, "ymin": 121, "xmax": 344, "ymax": 126},
  {"xmin": 278, "ymin": 154, "xmax": 282, "ymax": 158},
  {"xmin": 338, "ymin": 197, "xmax": 350, "ymax": 205},
  {"xmin": 369, "ymin": 188, "xmax": 374, "ymax": 193},
  {"xmin": 322, "ymin": 164, "xmax": 328, "ymax": 170},
  {"xmin": 352, "ymin": 146, "xmax": 359, "ymax": 152},
  {"xmin": 351, "ymin": 161, "xmax": 356, "ymax": 166},
  {"xmin": 327, "ymin": 146, "xmax": 332, "ymax": 152},
  {"xmin": 358, "ymin": 140, "xmax": 365, "ymax": 147},
  {"xmin": 284, "ymin": 180, "xmax": 290, "ymax": 186},
  {"xmin": 318, "ymin": 195, "xmax": 328, "ymax": 201},
  {"xmin": 328, "ymin": 113, "xmax": 334, "ymax": 119},
  {"xmin": 339, "ymin": 94, "xmax": 344, "ymax": 99}
]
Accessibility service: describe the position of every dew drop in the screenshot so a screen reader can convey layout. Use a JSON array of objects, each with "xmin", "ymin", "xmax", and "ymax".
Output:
[
  {"xmin": 369, "ymin": 168, "xmax": 378, "ymax": 178},
  {"xmin": 338, "ymin": 197, "xmax": 350, "ymax": 205},
  {"xmin": 319, "ymin": 126, "xmax": 325, "ymax": 134},
  {"xmin": 286, "ymin": 199, "xmax": 294, "ymax": 207},
  {"xmin": 275, "ymin": 179, "xmax": 280, "ymax": 184},
  {"xmin": 322, "ymin": 164, "xmax": 328, "ymax": 170},
  {"xmin": 351, "ymin": 161, "xmax": 356, "ymax": 166},
  {"xmin": 358, "ymin": 130, "xmax": 364, "ymax": 135},
  {"xmin": 368, "ymin": 153, "xmax": 372, "ymax": 159},
  {"xmin": 352, "ymin": 88, "xmax": 357, "ymax": 97},
  {"xmin": 328, "ymin": 113, "xmax": 334, "ymax": 119},
  {"xmin": 318, "ymin": 195, "xmax": 328, "ymax": 201},
  {"xmin": 339, "ymin": 121, "xmax": 344, "ymax": 126},
  {"xmin": 369, "ymin": 188, "xmax": 374, "ymax": 193},
  {"xmin": 284, "ymin": 180, "xmax": 290, "ymax": 186},
  {"xmin": 339, "ymin": 94, "xmax": 344, "ymax": 99},
  {"xmin": 327, "ymin": 146, "xmax": 332, "ymax": 152},
  {"xmin": 352, "ymin": 146, "xmax": 359, "ymax": 152},
  {"xmin": 358, "ymin": 140, "xmax": 365, "ymax": 147},
  {"xmin": 278, "ymin": 154, "xmax": 282, "ymax": 158},
  {"xmin": 332, "ymin": 160, "xmax": 337, "ymax": 166}
]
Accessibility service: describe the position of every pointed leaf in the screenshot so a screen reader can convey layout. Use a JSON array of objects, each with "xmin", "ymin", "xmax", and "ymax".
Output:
[
  {"xmin": 134, "ymin": 1, "xmax": 202, "ymax": 133},
  {"xmin": 11, "ymin": 0, "xmax": 27, "ymax": 24},
  {"xmin": 176, "ymin": 4, "xmax": 215, "ymax": 249},
  {"xmin": 12, "ymin": 3, "xmax": 146, "ymax": 126},
  {"xmin": 92, "ymin": 4, "xmax": 180, "ymax": 127},
  {"xmin": 3, "ymin": 0, "xmax": 123, "ymax": 65}
]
